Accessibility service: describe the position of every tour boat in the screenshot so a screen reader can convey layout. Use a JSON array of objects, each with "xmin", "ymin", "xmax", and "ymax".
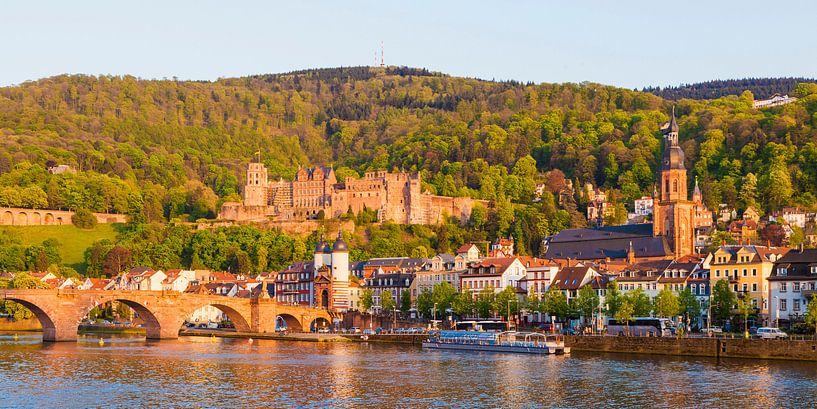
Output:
[{"xmin": 423, "ymin": 331, "xmax": 569, "ymax": 355}]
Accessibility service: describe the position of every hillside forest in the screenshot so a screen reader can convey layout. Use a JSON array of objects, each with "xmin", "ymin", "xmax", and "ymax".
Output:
[{"xmin": 1, "ymin": 67, "xmax": 817, "ymax": 275}]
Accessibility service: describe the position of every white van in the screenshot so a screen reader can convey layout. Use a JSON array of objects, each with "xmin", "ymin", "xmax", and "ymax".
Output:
[{"xmin": 756, "ymin": 327, "xmax": 787, "ymax": 339}]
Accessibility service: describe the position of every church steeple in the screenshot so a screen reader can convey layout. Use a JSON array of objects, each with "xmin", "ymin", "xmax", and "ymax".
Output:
[{"xmin": 653, "ymin": 107, "xmax": 694, "ymax": 259}]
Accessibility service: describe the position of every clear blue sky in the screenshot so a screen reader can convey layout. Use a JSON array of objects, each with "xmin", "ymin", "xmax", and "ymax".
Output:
[{"xmin": 2, "ymin": 0, "xmax": 815, "ymax": 88}]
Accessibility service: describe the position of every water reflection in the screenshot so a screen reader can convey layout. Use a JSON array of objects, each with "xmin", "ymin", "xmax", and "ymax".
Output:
[{"xmin": 2, "ymin": 334, "xmax": 817, "ymax": 408}]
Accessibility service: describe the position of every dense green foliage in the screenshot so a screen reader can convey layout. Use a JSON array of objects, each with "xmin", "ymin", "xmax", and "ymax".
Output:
[
  {"xmin": 645, "ymin": 77, "xmax": 815, "ymax": 100},
  {"xmin": 2, "ymin": 68, "xmax": 817, "ymax": 274}
]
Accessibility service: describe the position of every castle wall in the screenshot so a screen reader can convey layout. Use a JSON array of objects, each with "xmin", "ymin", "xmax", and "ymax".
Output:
[{"xmin": 222, "ymin": 162, "xmax": 489, "ymax": 226}]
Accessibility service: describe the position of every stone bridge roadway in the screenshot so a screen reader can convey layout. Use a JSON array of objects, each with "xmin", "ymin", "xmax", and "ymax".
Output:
[{"xmin": 1, "ymin": 289, "xmax": 333, "ymax": 342}]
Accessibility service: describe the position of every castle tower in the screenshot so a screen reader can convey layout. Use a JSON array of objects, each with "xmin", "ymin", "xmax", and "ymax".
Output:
[
  {"xmin": 330, "ymin": 230, "xmax": 350, "ymax": 311},
  {"xmin": 244, "ymin": 160, "xmax": 269, "ymax": 207},
  {"xmin": 653, "ymin": 107, "xmax": 695, "ymax": 258}
]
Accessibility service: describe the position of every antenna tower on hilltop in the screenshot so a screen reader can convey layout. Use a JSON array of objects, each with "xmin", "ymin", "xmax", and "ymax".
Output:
[{"xmin": 380, "ymin": 41, "xmax": 384, "ymax": 67}]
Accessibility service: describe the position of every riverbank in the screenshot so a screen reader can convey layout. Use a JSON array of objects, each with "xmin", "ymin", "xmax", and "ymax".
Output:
[
  {"xmin": 0, "ymin": 318, "xmax": 41, "ymax": 332},
  {"xmin": 566, "ymin": 335, "xmax": 817, "ymax": 361},
  {"xmin": 180, "ymin": 329, "xmax": 428, "ymax": 344},
  {"xmin": 77, "ymin": 324, "xmax": 145, "ymax": 335},
  {"xmin": 180, "ymin": 329, "xmax": 350, "ymax": 342}
]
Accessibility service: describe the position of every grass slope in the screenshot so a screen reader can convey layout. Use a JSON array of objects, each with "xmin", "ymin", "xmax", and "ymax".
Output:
[{"xmin": 3, "ymin": 224, "xmax": 121, "ymax": 273}]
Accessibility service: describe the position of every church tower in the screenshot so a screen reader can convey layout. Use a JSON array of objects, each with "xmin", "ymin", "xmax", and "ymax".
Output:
[
  {"xmin": 653, "ymin": 107, "xmax": 695, "ymax": 258},
  {"xmin": 330, "ymin": 230, "xmax": 350, "ymax": 312}
]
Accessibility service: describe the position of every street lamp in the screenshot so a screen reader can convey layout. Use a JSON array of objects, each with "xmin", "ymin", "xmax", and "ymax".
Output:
[
  {"xmin": 507, "ymin": 300, "xmax": 512, "ymax": 331},
  {"xmin": 432, "ymin": 303, "xmax": 438, "ymax": 329},
  {"xmin": 774, "ymin": 296, "xmax": 779, "ymax": 328}
]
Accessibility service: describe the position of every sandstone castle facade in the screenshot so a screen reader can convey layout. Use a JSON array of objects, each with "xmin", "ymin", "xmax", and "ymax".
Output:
[{"xmin": 219, "ymin": 161, "xmax": 485, "ymax": 224}]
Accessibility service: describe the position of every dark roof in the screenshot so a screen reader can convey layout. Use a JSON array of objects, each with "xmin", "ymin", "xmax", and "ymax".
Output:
[
  {"xmin": 770, "ymin": 249, "xmax": 817, "ymax": 279},
  {"xmin": 665, "ymin": 106, "xmax": 679, "ymax": 134},
  {"xmin": 552, "ymin": 266, "xmax": 592, "ymax": 290},
  {"xmin": 333, "ymin": 231, "xmax": 348, "ymax": 252},
  {"xmin": 549, "ymin": 223, "xmax": 655, "ymax": 243},
  {"xmin": 546, "ymin": 224, "xmax": 671, "ymax": 260}
]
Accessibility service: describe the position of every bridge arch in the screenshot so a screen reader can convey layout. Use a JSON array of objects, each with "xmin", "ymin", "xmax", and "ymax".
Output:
[
  {"xmin": 182, "ymin": 302, "xmax": 252, "ymax": 333},
  {"xmin": 277, "ymin": 313, "xmax": 303, "ymax": 332},
  {"xmin": 78, "ymin": 298, "xmax": 164, "ymax": 339},
  {"xmin": 310, "ymin": 317, "xmax": 331, "ymax": 332},
  {"xmin": 3, "ymin": 298, "xmax": 58, "ymax": 341}
]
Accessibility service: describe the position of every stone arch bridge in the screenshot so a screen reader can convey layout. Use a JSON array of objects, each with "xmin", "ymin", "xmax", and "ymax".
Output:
[{"xmin": 1, "ymin": 289, "xmax": 333, "ymax": 342}]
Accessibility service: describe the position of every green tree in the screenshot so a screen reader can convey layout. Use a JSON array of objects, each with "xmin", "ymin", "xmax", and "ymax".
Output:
[
  {"xmin": 805, "ymin": 295, "xmax": 817, "ymax": 336},
  {"xmin": 624, "ymin": 288, "xmax": 652, "ymax": 317},
  {"xmin": 416, "ymin": 289, "xmax": 433, "ymax": 319},
  {"xmin": 678, "ymin": 287, "xmax": 702, "ymax": 326},
  {"xmin": 494, "ymin": 286, "xmax": 520, "ymax": 320},
  {"xmin": 736, "ymin": 296, "xmax": 752, "ymax": 338},
  {"xmin": 574, "ymin": 285, "xmax": 600, "ymax": 324},
  {"xmin": 711, "ymin": 279, "xmax": 736, "ymax": 326},
  {"xmin": 605, "ymin": 281, "xmax": 623, "ymax": 317},
  {"xmin": 762, "ymin": 159, "xmax": 793, "ymax": 211},
  {"xmin": 432, "ymin": 281, "xmax": 457, "ymax": 314},
  {"xmin": 400, "ymin": 289, "xmax": 412, "ymax": 314},
  {"xmin": 452, "ymin": 289, "xmax": 475, "ymax": 318},
  {"xmin": 739, "ymin": 172, "xmax": 758, "ymax": 210},
  {"xmin": 360, "ymin": 288, "xmax": 374, "ymax": 313},
  {"xmin": 653, "ymin": 287, "xmax": 680, "ymax": 318},
  {"xmin": 614, "ymin": 300, "xmax": 635, "ymax": 335},
  {"xmin": 475, "ymin": 287, "xmax": 496, "ymax": 318},
  {"xmin": 71, "ymin": 208, "xmax": 97, "ymax": 229},
  {"xmin": 380, "ymin": 290, "xmax": 395, "ymax": 312},
  {"xmin": 543, "ymin": 283, "xmax": 569, "ymax": 321}
]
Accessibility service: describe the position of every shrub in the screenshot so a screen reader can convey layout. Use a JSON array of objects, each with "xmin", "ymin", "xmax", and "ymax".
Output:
[{"xmin": 72, "ymin": 209, "xmax": 98, "ymax": 229}]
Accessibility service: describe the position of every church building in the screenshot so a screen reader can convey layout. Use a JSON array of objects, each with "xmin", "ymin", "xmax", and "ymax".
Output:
[
  {"xmin": 545, "ymin": 108, "xmax": 700, "ymax": 263},
  {"xmin": 652, "ymin": 107, "xmax": 696, "ymax": 259}
]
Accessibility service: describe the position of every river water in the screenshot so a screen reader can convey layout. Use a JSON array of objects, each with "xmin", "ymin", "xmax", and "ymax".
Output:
[{"xmin": 1, "ymin": 333, "xmax": 817, "ymax": 408}]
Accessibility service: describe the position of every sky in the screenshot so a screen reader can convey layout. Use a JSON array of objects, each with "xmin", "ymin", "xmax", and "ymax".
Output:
[{"xmin": 2, "ymin": 0, "xmax": 816, "ymax": 89}]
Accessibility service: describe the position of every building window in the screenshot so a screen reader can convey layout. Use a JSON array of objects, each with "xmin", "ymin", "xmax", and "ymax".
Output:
[
  {"xmin": 752, "ymin": 269, "xmax": 757, "ymax": 277},
  {"xmin": 742, "ymin": 284, "xmax": 748, "ymax": 292},
  {"xmin": 794, "ymin": 300, "xmax": 801, "ymax": 312},
  {"xmin": 780, "ymin": 299, "xmax": 788, "ymax": 311},
  {"xmin": 794, "ymin": 282, "xmax": 801, "ymax": 292},
  {"xmin": 715, "ymin": 269, "xmax": 720, "ymax": 277},
  {"xmin": 781, "ymin": 282, "xmax": 788, "ymax": 292},
  {"xmin": 752, "ymin": 283, "xmax": 757, "ymax": 292},
  {"xmin": 743, "ymin": 269, "xmax": 747, "ymax": 277}
]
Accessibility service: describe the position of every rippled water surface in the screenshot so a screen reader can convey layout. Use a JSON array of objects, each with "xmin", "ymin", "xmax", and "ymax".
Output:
[{"xmin": 2, "ymin": 332, "xmax": 817, "ymax": 408}]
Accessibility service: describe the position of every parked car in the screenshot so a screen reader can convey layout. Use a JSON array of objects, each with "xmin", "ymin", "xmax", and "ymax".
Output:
[
  {"xmin": 756, "ymin": 327, "xmax": 788, "ymax": 339},
  {"xmin": 363, "ymin": 329, "xmax": 375, "ymax": 335},
  {"xmin": 351, "ymin": 327, "xmax": 361, "ymax": 334},
  {"xmin": 709, "ymin": 326, "xmax": 723, "ymax": 334},
  {"xmin": 317, "ymin": 327, "xmax": 330, "ymax": 333},
  {"xmin": 748, "ymin": 326, "xmax": 759, "ymax": 335}
]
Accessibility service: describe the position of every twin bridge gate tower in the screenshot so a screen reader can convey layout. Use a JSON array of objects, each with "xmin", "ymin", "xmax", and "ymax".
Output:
[{"xmin": 1, "ymin": 289, "xmax": 333, "ymax": 342}]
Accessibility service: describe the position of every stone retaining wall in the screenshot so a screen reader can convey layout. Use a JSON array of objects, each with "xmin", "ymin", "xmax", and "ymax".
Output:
[{"xmin": 566, "ymin": 335, "xmax": 817, "ymax": 361}]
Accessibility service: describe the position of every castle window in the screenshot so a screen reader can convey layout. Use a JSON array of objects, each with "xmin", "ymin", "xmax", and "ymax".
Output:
[{"xmin": 673, "ymin": 180, "xmax": 678, "ymax": 192}]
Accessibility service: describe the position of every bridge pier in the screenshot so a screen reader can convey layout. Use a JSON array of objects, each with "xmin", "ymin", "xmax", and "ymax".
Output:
[{"xmin": 43, "ymin": 321, "xmax": 81, "ymax": 342}]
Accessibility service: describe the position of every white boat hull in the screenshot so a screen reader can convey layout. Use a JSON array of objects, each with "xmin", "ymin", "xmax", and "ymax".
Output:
[{"xmin": 422, "ymin": 341, "xmax": 569, "ymax": 355}]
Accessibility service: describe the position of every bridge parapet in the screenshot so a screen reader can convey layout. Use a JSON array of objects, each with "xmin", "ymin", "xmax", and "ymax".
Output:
[{"xmin": 1, "ymin": 289, "xmax": 336, "ymax": 341}]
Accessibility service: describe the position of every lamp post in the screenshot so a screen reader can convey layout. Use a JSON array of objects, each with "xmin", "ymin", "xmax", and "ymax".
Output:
[
  {"xmin": 707, "ymin": 288, "xmax": 712, "ymax": 336},
  {"xmin": 433, "ymin": 303, "xmax": 438, "ymax": 329},
  {"xmin": 393, "ymin": 306, "xmax": 397, "ymax": 330},
  {"xmin": 507, "ymin": 300, "xmax": 512, "ymax": 331},
  {"xmin": 774, "ymin": 296, "xmax": 779, "ymax": 328}
]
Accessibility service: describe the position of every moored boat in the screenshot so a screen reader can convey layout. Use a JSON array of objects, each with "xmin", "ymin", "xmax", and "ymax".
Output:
[{"xmin": 422, "ymin": 331, "xmax": 570, "ymax": 355}]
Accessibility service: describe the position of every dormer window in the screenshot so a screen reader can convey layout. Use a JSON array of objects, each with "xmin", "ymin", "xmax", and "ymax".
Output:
[
  {"xmin": 779, "ymin": 267, "xmax": 788, "ymax": 276},
  {"xmin": 811, "ymin": 266, "xmax": 817, "ymax": 274}
]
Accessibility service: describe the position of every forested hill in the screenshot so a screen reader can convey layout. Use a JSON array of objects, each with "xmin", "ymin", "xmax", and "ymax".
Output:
[
  {"xmin": 1, "ymin": 66, "xmax": 817, "ymax": 231},
  {"xmin": 644, "ymin": 77, "xmax": 816, "ymax": 100}
]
